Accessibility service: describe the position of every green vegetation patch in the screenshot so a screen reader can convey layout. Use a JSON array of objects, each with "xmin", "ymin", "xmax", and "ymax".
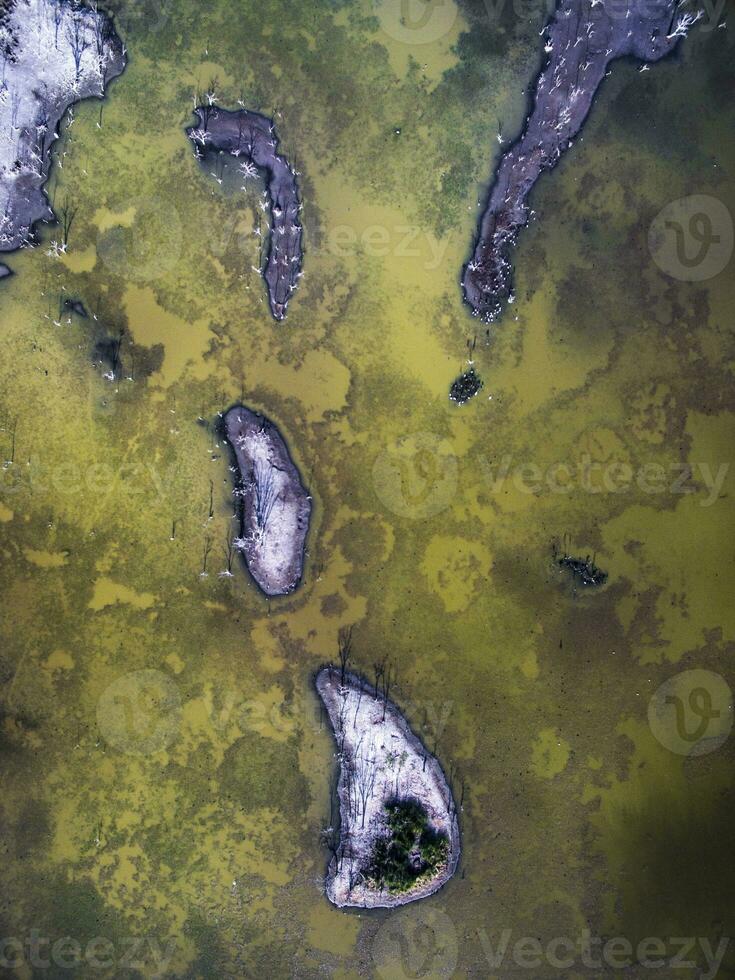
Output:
[{"xmin": 365, "ymin": 799, "xmax": 448, "ymax": 894}]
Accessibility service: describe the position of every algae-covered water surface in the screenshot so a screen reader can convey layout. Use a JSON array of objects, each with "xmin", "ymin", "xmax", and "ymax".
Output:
[{"xmin": 1, "ymin": 0, "xmax": 734, "ymax": 976}]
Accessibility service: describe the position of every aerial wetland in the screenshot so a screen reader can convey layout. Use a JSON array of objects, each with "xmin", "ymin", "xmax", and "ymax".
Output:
[{"xmin": 0, "ymin": 0, "xmax": 734, "ymax": 976}]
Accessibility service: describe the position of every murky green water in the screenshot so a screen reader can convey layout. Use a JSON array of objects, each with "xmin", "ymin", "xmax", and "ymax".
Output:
[{"xmin": 1, "ymin": 0, "xmax": 734, "ymax": 976}]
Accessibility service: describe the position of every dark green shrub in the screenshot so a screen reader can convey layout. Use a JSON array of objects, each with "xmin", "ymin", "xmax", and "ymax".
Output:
[{"xmin": 365, "ymin": 799, "xmax": 449, "ymax": 894}]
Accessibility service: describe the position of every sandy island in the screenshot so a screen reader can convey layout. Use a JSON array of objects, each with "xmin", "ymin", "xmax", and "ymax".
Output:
[
  {"xmin": 0, "ymin": 0, "xmax": 125, "ymax": 256},
  {"xmin": 224, "ymin": 405, "xmax": 311, "ymax": 597},
  {"xmin": 316, "ymin": 666, "xmax": 460, "ymax": 908},
  {"xmin": 186, "ymin": 105, "xmax": 303, "ymax": 320},
  {"xmin": 463, "ymin": 0, "xmax": 698, "ymax": 322}
]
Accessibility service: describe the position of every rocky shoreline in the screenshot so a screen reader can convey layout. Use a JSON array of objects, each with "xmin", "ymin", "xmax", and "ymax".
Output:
[
  {"xmin": 186, "ymin": 105, "xmax": 303, "ymax": 320},
  {"xmin": 224, "ymin": 405, "xmax": 311, "ymax": 597},
  {"xmin": 316, "ymin": 666, "xmax": 461, "ymax": 908},
  {"xmin": 463, "ymin": 0, "xmax": 696, "ymax": 322},
  {"xmin": 0, "ymin": 0, "xmax": 126, "ymax": 256}
]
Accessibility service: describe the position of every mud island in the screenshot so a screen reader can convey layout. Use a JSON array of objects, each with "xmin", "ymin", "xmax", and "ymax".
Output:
[
  {"xmin": 224, "ymin": 405, "xmax": 311, "ymax": 597},
  {"xmin": 187, "ymin": 105, "xmax": 303, "ymax": 320},
  {"xmin": 0, "ymin": 0, "xmax": 126, "ymax": 256},
  {"xmin": 463, "ymin": 0, "xmax": 698, "ymax": 322},
  {"xmin": 316, "ymin": 665, "xmax": 460, "ymax": 908}
]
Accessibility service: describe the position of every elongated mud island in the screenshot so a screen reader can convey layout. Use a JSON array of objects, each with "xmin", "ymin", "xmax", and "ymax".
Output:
[
  {"xmin": 463, "ymin": 0, "xmax": 698, "ymax": 321},
  {"xmin": 316, "ymin": 666, "xmax": 460, "ymax": 908},
  {"xmin": 187, "ymin": 106, "xmax": 303, "ymax": 320},
  {"xmin": 224, "ymin": 405, "xmax": 311, "ymax": 597},
  {"xmin": 0, "ymin": 0, "xmax": 126, "ymax": 256}
]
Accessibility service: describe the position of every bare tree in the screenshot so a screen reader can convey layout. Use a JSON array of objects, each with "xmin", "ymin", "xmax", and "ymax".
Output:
[
  {"xmin": 197, "ymin": 76, "xmax": 219, "ymax": 130},
  {"xmin": 335, "ymin": 691, "xmax": 349, "ymax": 756},
  {"xmin": 253, "ymin": 460, "xmax": 279, "ymax": 533},
  {"xmin": 353, "ymin": 742, "xmax": 378, "ymax": 828},
  {"xmin": 3, "ymin": 417, "xmax": 17, "ymax": 464},
  {"xmin": 222, "ymin": 528, "xmax": 236, "ymax": 575},
  {"xmin": 106, "ymin": 327, "xmax": 125, "ymax": 377},
  {"xmin": 200, "ymin": 535, "xmax": 212, "ymax": 576},
  {"xmin": 66, "ymin": 5, "xmax": 90, "ymax": 83},
  {"xmin": 338, "ymin": 626, "xmax": 352, "ymax": 685},
  {"xmin": 58, "ymin": 195, "xmax": 77, "ymax": 247},
  {"xmin": 381, "ymin": 661, "xmax": 393, "ymax": 722},
  {"xmin": 52, "ymin": 0, "xmax": 63, "ymax": 47},
  {"xmin": 372, "ymin": 660, "xmax": 384, "ymax": 700}
]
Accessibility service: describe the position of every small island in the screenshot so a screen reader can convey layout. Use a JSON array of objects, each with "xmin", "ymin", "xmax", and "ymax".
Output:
[
  {"xmin": 186, "ymin": 105, "xmax": 303, "ymax": 320},
  {"xmin": 316, "ymin": 664, "xmax": 460, "ymax": 908},
  {"xmin": 224, "ymin": 405, "xmax": 311, "ymax": 597},
  {"xmin": 0, "ymin": 0, "xmax": 126, "ymax": 256},
  {"xmin": 463, "ymin": 0, "xmax": 697, "ymax": 322},
  {"xmin": 449, "ymin": 366, "xmax": 484, "ymax": 405}
]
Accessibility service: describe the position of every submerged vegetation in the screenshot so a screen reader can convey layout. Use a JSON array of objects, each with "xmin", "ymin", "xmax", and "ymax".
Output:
[
  {"xmin": 366, "ymin": 800, "xmax": 449, "ymax": 895},
  {"xmin": 554, "ymin": 542, "xmax": 608, "ymax": 588}
]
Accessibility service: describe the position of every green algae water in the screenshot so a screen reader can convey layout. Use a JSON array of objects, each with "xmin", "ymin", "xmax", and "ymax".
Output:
[{"xmin": 1, "ymin": 0, "xmax": 734, "ymax": 976}]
